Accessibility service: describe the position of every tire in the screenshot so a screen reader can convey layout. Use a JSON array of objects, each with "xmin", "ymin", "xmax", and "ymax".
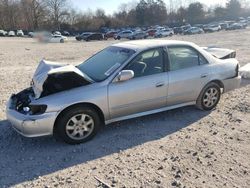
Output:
[
  {"xmin": 54, "ymin": 106, "xmax": 101, "ymax": 144},
  {"xmin": 196, "ymin": 82, "xmax": 221, "ymax": 111},
  {"xmin": 117, "ymin": 36, "xmax": 121, "ymax": 40},
  {"xmin": 60, "ymin": 39, "xmax": 64, "ymax": 43}
]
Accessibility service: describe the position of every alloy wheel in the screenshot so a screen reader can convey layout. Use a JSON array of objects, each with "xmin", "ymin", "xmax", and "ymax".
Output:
[{"xmin": 65, "ymin": 113, "xmax": 94, "ymax": 140}]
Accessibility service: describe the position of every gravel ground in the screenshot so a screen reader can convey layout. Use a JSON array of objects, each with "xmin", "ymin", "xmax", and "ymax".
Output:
[{"xmin": 0, "ymin": 29, "xmax": 250, "ymax": 188}]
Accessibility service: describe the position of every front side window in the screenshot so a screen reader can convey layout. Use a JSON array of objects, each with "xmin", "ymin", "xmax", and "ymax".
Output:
[
  {"xmin": 168, "ymin": 46, "xmax": 200, "ymax": 71},
  {"xmin": 78, "ymin": 46, "xmax": 135, "ymax": 81},
  {"xmin": 125, "ymin": 48, "xmax": 164, "ymax": 78}
]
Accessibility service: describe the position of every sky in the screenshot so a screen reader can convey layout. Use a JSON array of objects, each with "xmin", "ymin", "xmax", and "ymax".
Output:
[{"xmin": 71, "ymin": 0, "xmax": 228, "ymax": 14}]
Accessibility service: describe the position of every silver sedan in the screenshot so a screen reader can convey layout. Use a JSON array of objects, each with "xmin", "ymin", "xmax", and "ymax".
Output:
[{"xmin": 6, "ymin": 40, "xmax": 241, "ymax": 144}]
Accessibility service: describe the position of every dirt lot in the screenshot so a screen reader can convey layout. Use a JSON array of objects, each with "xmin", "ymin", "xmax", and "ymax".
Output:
[{"xmin": 0, "ymin": 29, "xmax": 250, "ymax": 188}]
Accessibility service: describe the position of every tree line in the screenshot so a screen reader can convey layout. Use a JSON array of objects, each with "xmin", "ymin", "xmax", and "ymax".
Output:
[{"xmin": 0, "ymin": 0, "xmax": 249, "ymax": 32}]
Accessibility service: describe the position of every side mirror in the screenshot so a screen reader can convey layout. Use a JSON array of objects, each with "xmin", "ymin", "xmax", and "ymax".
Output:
[{"xmin": 116, "ymin": 70, "xmax": 134, "ymax": 82}]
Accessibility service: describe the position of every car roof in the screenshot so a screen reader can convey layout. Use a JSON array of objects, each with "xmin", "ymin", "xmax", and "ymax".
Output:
[{"xmin": 113, "ymin": 40, "xmax": 195, "ymax": 51}]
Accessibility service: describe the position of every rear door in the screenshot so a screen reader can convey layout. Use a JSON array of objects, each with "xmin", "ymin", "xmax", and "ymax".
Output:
[
  {"xmin": 166, "ymin": 45, "xmax": 211, "ymax": 106},
  {"xmin": 108, "ymin": 48, "xmax": 169, "ymax": 119}
]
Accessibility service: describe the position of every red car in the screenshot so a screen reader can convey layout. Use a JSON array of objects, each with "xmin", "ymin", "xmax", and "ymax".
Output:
[
  {"xmin": 146, "ymin": 29, "xmax": 157, "ymax": 37},
  {"xmin": 105, "ymin": 31, "xmax": 118, "ymax": 38}
]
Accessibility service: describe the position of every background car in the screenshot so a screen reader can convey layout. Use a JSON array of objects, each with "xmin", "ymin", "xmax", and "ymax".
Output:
[
  {"xmin": 28, "ymin": 31, "xmax": 35, "ymax": 38},
  {"xmin": 204, "ymin": 24, "xmax": 221, "ymax": 32},
  {"xmin": 154, "ymin": 28, "xmax": 174, "ymax": 38},
  {"xmin": 39, "ymin": 34, "xmax": 67, "ymax": 43},
  {"xmin": 84, "ymin": 33, "xmax": 106, "ymax": 41},
  {"xmin": 75, "ymin": 32, "xmax": 93, "ymax": 41},
  {"xmin": 16, "ymin": 30, "xmax": 24, "ymax": 37},
  {"xmin": 181, "ymin": 24, "xmax": 192, "ymax": 32},
  {"xmin": 219, "ymin": 23, "xmax": 229, "ymax": 30},
  {"xmin": 114, "ymin": 30, "xmax": 133, "ymax": 40},
  {"xmin": 184, "ymin": 27, "xmax": 204, "ymax": 35},
  {"xmin": 173, "ymin": 27, "xmax": 184, "ymax": 34},
  {"xmin": 146, "ymin": 29, "xmax": 157, "ymax": 37},
  {"xmin": 105, "ymin": 31, "xmax": 118, "ymax": 38},
  {"xmin": 8, "ymin": 31, "xmax": 15, "ymax": 37},
  {"xmin": 226, "ymin": 23, "xmax": 245, "ymax": 30},
  {"xmin": 62, "ymin": 31, "xmax": 70, "ymax": 36},
  {"xmin": 0, "ymin": 30, "xmax": 7, "ymax": 36},
  {"xmin": 53, "ymin": 31, "xmax": 61, "ymax": 35},
  {"xmin": 128, "ymin": 31, "xmax": 148, "ymax": 40}
]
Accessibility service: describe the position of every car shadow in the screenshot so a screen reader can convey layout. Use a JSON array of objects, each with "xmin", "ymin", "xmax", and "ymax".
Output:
[{"xmin": 0, "ymin": 106, "xmax": 210, "ymax": 187}]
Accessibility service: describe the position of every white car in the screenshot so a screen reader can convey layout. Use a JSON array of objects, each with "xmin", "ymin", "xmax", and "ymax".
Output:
[
  {"xmin": 0, "ymin": 30, "xmax": 7, "ymax": 36},
  {"xmin": 28, "ymin": 32, "xmax": 35, "ymax": 38},
  {"xmin": 205, "ymin": 25, "xmax": 221, "ymax": 32},
  {"xmin": 8, "ymin": 31, "xmax": 15, "ymax": 37},
  {"xmin": 53, "ymin": 31, "xmax": 61, "ymax": 35},
  {"xmin": 154, "ymin": 29, "xmax": 174, "ymax": 38},
  {"xmin": 39, "ymin": 34, "xmax": 67, "ymax": 43},
  {"xmin": 114, "ymin": 30, "xmax": 133, "ymax": 40},
  {"xmin": 17, "ymin": 30, "xmax": 24, "ymax": 37}
]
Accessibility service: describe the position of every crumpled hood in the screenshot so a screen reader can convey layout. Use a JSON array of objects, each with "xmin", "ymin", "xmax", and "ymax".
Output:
[{"xmin": 32, "ymin": 60, "xmax": 91, "ymax": 99}]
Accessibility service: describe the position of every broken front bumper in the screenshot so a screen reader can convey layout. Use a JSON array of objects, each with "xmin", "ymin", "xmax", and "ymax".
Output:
[
  {"xmin": 222, "ymin": 76, "xmax": 241, "ymax": 93},
  {"xmin": 6, "ymin": 98, "xmax": 58, "ymax": 137}
]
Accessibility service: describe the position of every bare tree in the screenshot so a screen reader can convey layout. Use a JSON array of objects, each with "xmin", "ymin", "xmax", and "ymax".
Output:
[
  {"xmin": 20, "ymin": 0, "xmax": 46, "ymax": 30},
  {"xmin": 0, "ymin": 0, "xmax": 19, "ymax": 30},
  {"xmin": 45, "ymin": 0, "xmax": 68, "ymax": 30}
]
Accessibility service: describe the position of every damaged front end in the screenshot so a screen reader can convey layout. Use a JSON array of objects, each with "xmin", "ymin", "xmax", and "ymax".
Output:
[
  {"xmin": 10, "ymin": 88, "xmax": 36, "ymax": 115},
  {"xmin": 10, "ymin": 88, "xmax": 49, "ymax": 116},
  {"xmin": 6, "ymin": 59, "xmax": 94, "ymax": 137},
  {"xmin": 9, "ymin": 60, "xmax": 92, "ymax": 115}
]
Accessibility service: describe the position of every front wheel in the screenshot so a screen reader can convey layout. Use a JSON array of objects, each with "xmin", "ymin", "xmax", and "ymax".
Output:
[
  {"xmin": 196, "ymin": 83, "xmax": 221, "ymax": 111},
  {"xmin": 55, "ymin": 106, "xmax": 101, "ymax": 144}
]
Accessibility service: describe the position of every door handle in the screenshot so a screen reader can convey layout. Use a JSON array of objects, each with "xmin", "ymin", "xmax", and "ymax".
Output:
[
  {"xmin": 156, "ymin": 82, "xmax": 165, "ymax": 87},
  {"xmin": 201, "ymin": 74, "xmax": 208, "ymax": 78}
]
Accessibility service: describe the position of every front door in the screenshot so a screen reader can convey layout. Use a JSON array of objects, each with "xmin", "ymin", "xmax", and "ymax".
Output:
[{"xmin": 108, "ymin": 48, "xmax": 169, "ymax": 119}]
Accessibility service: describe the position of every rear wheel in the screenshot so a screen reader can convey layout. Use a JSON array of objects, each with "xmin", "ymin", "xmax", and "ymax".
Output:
[
  {"xmin": 60, "ymin": 39, "xmax": 64, "ymax": 43},
  {"xmin": 55, "ymin": 106, "xmax": 101, "ymax": 144},
  {"xmin": 196, "ymin": 82, "xmax": 221, "ymax": 111}
]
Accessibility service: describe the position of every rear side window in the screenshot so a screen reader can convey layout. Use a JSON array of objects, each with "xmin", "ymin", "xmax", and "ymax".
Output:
[{"xmin": 168, "ymin": 46, "xmax": 208, "ymax": 71}]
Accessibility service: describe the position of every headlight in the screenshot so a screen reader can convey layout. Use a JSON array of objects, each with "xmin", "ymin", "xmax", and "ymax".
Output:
[{"xmin": 29, "ymin": 104, "xmax": 47, "ymax": 115}]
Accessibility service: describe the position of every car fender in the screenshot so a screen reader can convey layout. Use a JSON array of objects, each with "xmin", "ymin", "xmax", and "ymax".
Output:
[{"xmin": 31, "ymin": 83, "xmax": 110, "ymax": 120}]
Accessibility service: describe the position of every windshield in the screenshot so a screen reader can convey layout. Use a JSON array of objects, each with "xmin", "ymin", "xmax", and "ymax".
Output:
[{"xmin": 77, "ymin": 46, "xmax": 135, "ymax": 81}]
